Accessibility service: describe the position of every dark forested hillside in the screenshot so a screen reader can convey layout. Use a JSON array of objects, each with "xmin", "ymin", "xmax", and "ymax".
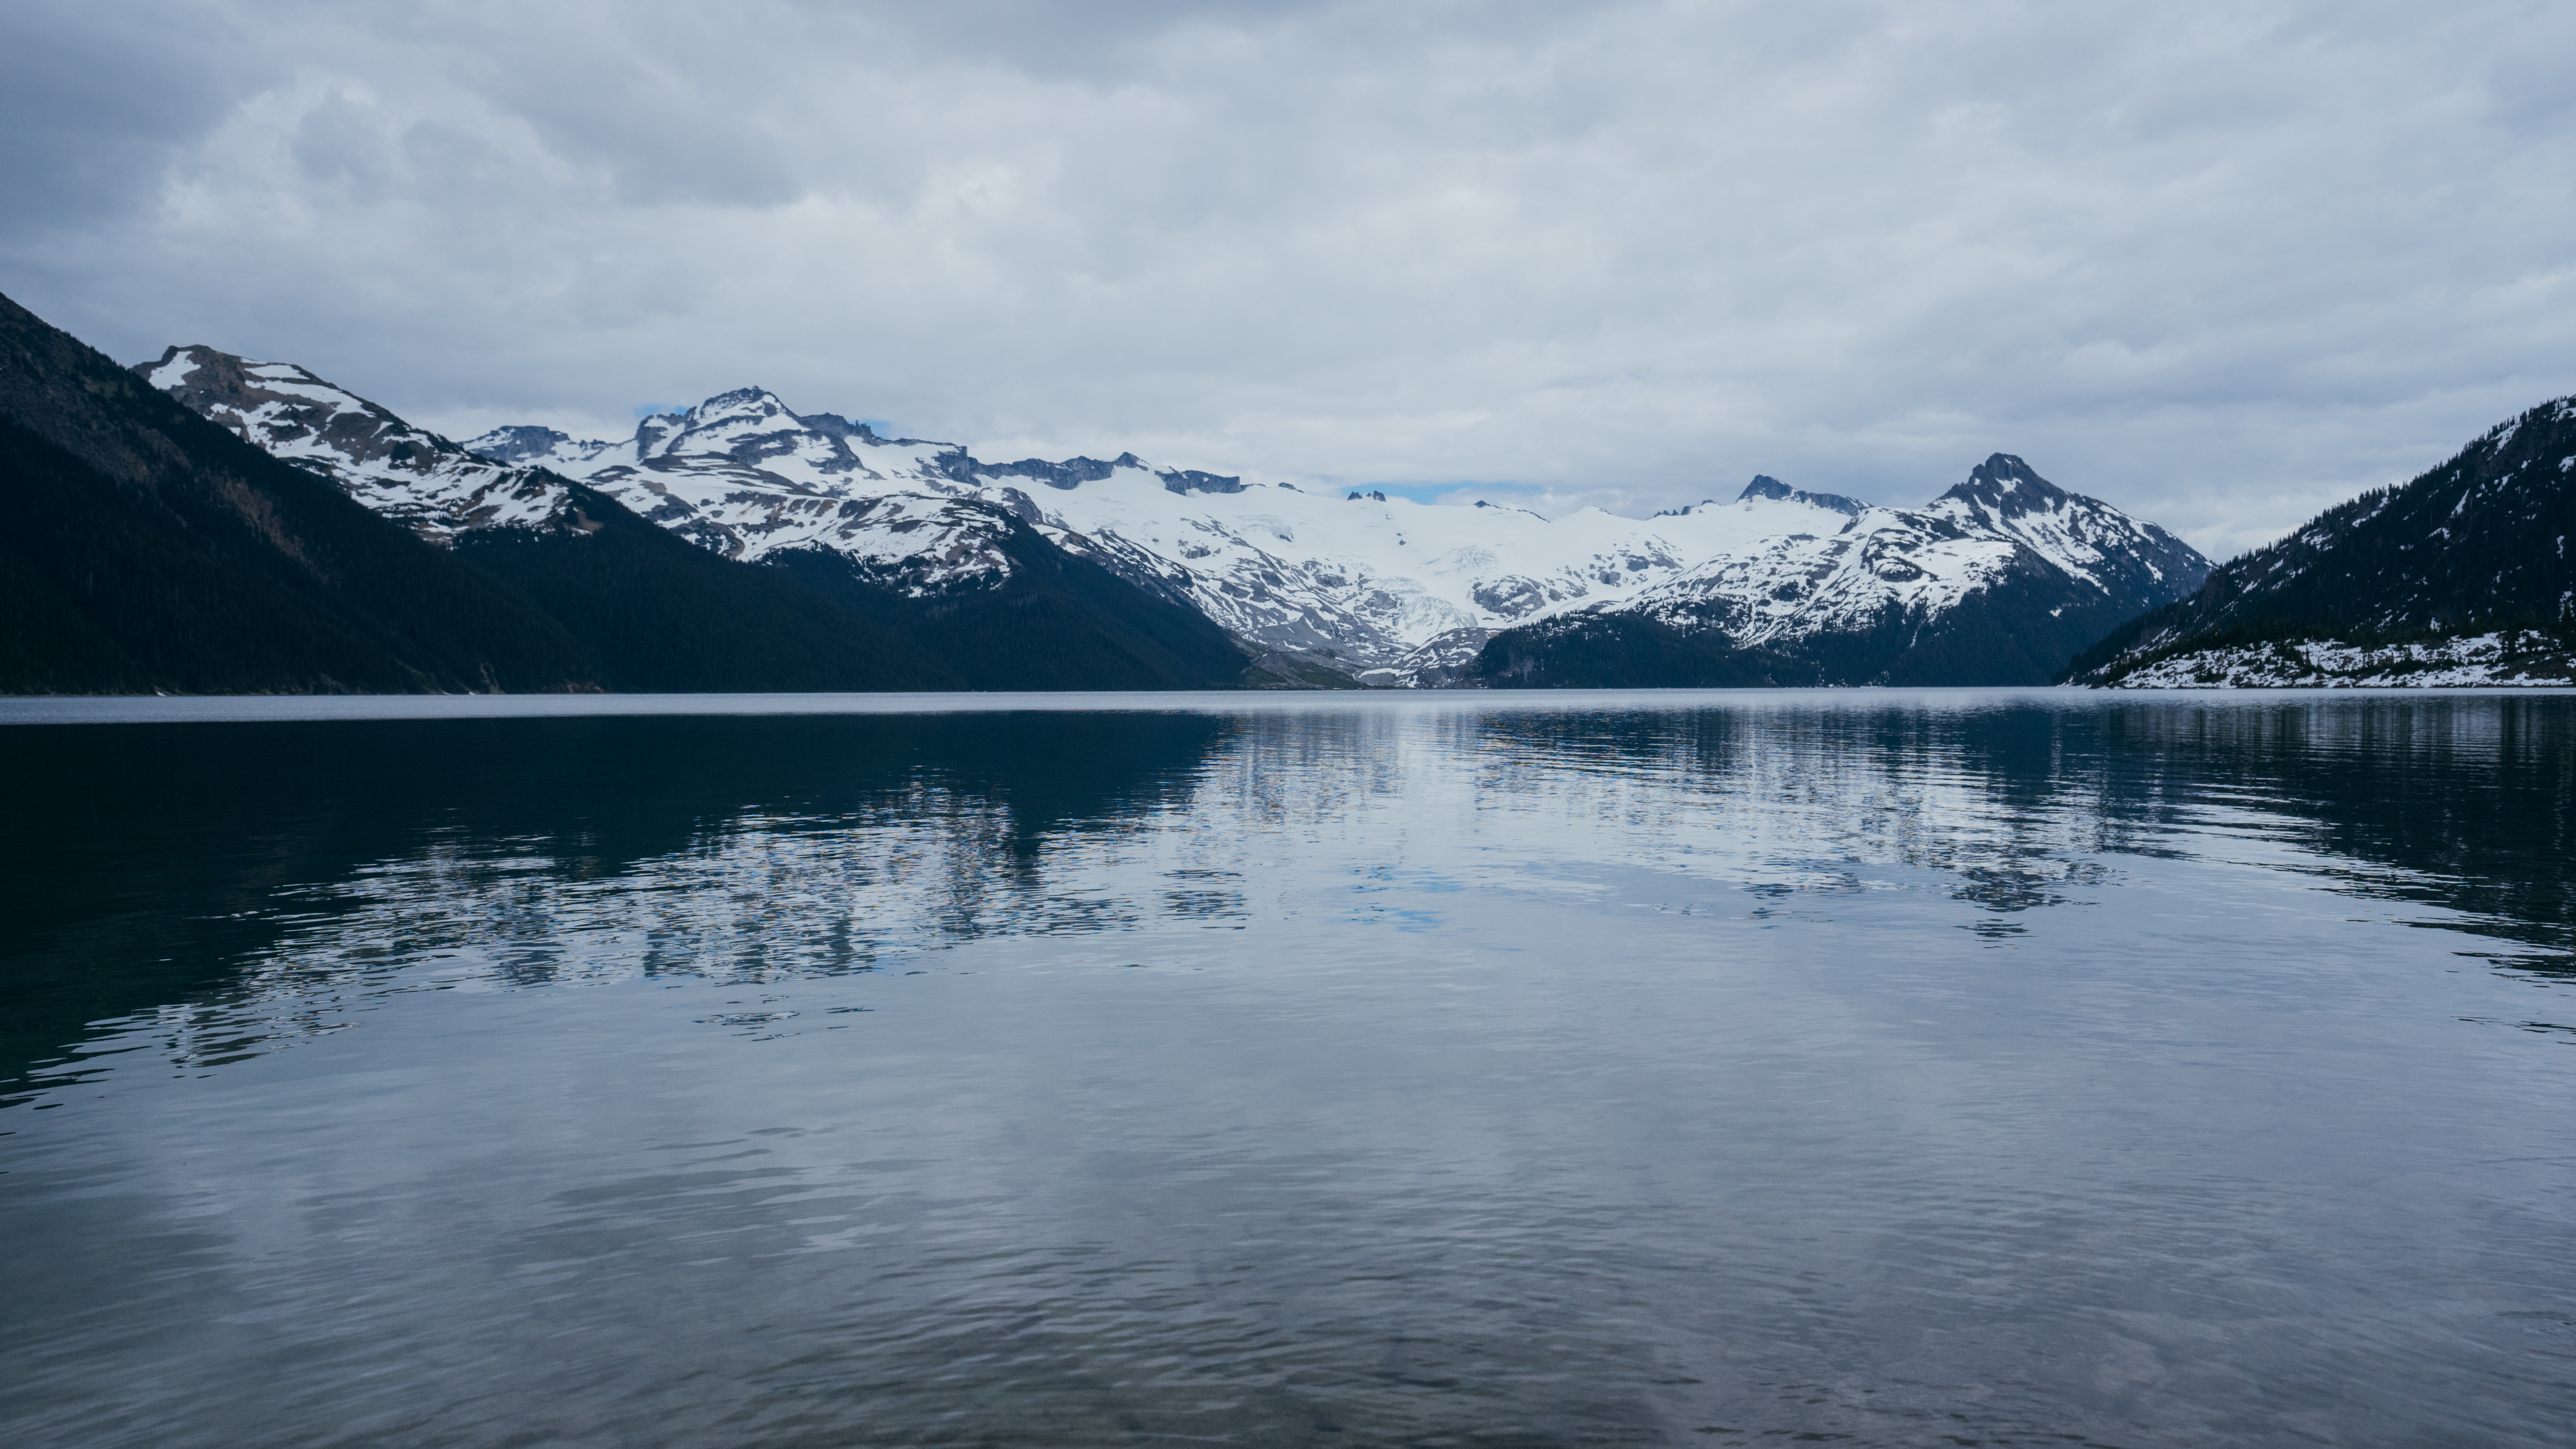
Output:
[
  {"xmin": 450, "ymin": 485, "xmax": 963, "ymax": 692},
  {"xmin": 2067, "ymin": 395, "xmax": 2576, "ymax": 684},
  {"xmin": 766, "ymin": 509, "xmax": 1253, "ymax": 691},
  {"xmin": 432, "ymin": 489, "xmax": 1251, "ymax": 692},
  {"xmin": 0, "ymin": 293, "xmax": 607, "ymax": 694},
  {"xmin": 1469, "ymin": 614, "xmax": 1821, "ymax": 688}
]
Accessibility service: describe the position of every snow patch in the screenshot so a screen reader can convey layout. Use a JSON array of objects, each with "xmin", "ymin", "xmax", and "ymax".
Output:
[{"xmin": 143, "ymin": 352, "xmax": 200, "ymax": 390}]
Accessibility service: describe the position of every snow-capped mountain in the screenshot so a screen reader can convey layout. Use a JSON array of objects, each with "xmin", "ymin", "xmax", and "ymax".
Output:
[
  {"xmin": 2070, "ymin": 394, "xmax": 2576, "ymax": 687},
  {"xmin": 139, "ymin": 346, "xmax": 572, "ymax": 537},
  {"xmin": 1622, "ymin": 454, "xmax": 2206, "ymax": 650},
  {"xmin": 136, "ymin": 352, "xmax": 1044, "ymax": 602},
  {"xmin": 450, "ymin": 390, "xmax": 1924, "ymax": 679},
  {"xmin": 467, "ymin": 390, "xmax": 1054, "ymax": 582},
  {"xmin": 137, "ymin": 347, "xmax": 2209, "ymax": 687},
  {"xmin": 128, "ymin": 345, "xmax": 1249, "ymax": 691},
  {"xmin": 1471, "ymin": 455, "xmax": 2210, "ymax": 686},
  {"xmin": 3, "ymin": 297, "xmax": 608, "ymax": 695}
]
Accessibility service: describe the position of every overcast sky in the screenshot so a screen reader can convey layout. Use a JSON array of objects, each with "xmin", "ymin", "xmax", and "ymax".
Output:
[{"xmin": 6, "ymin": 0, "xmax": 2571, "ymax": 557}]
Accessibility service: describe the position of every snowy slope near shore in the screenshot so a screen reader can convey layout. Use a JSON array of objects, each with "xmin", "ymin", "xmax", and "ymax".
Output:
[
  {"xmin": 2109, "ymin": 633, "xmax": 2576, "ymax": 688},
  {"xmin": 2070, "ymin": 395, "xmax": 2576, "ymax": 688}
]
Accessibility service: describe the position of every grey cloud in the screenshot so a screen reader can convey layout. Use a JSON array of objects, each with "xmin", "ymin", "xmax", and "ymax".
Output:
[
  {"xmin": 0, "ymin": 1, "xmax": 273, "ymax": 233},
  {"xmin": 4, "ymin": 0, "xmax": 2572, "ymax": 562}
]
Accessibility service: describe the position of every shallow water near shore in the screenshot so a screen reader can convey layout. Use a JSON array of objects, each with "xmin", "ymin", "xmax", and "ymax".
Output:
[{"xmin": 5, "ymin": 689, "xmax": 2573, "ymax": 1447}]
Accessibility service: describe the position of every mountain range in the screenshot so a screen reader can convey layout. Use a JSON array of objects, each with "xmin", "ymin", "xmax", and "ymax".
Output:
[
  {"xmin": 75, "ymin": 282, "xmax": 2567, "ymax": 697},
  {"xmin": 128, "ymin": 333, "xmax": 2213, "ymax": 691}
]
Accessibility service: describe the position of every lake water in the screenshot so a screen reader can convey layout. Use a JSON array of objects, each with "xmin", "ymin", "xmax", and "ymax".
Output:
[{"xmin": 4, "ymin": 690, "xmax": 2573, "ymax": 1447}]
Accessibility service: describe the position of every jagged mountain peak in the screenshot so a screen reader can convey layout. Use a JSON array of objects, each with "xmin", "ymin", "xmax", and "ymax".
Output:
[
  {"xmin": 1941, "ymin": 454, "xmax": 2076, "ymax": 518},
  {"xmin": 1917, "ymin": 453, "xmax": 2207, "ymax": 609},
  {"xmin": 466, "ymin": 395, "xmax": 940, "ymax": 480},
  {"xmin": 1157, "ymin": 464, "xmax": 1248, "ymax": 496},
  {"xmin": 1736, "ymin": 475, "xmax": 1868, "ymax": 516},
  {"xmin": 468, "ymin": 424, "xmax": 581, "ymax": 464},
  {"xmin": 801, "ymin": 412, "xmax": 888, "ymax": 443},
  {"xmin": 638, "ymin": 389, "xmax": 784, "ymax": 446},
  {"xmin": 687, "ymin": 385, "xmax": 792, "ymax": 421}
]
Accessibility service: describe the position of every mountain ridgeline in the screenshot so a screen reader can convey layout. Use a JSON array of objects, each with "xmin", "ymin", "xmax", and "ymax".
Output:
[{"xmin": 2068, "ymin": 396, "xmax": 2576, "ymax": 688}]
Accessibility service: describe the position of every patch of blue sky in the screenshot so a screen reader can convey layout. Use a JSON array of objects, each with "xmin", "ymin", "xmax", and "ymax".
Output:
[{"xmin": 1345, "ymin": 482, "xmax": 1552, "ymax": 507}]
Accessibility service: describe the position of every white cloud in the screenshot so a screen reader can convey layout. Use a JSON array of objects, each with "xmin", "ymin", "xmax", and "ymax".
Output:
[{"xmin": 5, "ymin": 0, "xmax": 2571, "ymax": 559}]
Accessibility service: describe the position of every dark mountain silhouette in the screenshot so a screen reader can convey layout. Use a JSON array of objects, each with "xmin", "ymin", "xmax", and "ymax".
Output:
[
  {"xmin": 0, "ymin": 291, "xmax": 606, "ymax": 694},
  {"xmin": 2068, "ymin": 396, "xmax": 2576, "ymax": 685}
]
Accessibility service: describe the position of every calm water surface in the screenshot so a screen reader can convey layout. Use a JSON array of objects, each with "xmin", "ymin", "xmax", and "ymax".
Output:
[{"xmin": 4, "ymin": 690, "xmax": 2573, "ymax": 1447}]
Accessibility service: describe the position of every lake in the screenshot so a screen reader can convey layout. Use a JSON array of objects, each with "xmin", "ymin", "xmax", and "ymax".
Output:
[{"xmin": 3, "ymin": 689, "xmax": 2572, "ymax": 1447}]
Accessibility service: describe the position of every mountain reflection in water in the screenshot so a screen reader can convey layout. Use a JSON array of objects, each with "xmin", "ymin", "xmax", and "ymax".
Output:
[{"xmin": 3, "ymin": 691, "xmax": 2573, "ymax": 1448}]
